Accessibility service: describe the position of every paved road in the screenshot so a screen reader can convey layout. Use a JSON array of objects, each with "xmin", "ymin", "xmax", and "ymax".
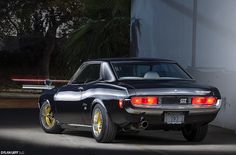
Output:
[{"xmin": 0, "ymin": 109, "xmax": 236, "ymax": 155}]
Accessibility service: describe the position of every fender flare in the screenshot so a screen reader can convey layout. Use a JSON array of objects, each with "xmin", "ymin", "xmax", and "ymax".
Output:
[
  {"xmin": 39, "ymin": 99, "xmax": 51, "ymax": 108},
  {"xmin": 91, "ymin": 98, "xmax": 108, "ymax": 115}
]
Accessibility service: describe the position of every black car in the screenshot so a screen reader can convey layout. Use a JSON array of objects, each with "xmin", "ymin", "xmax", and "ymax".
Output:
[{"xmin": 39, "ymin": 58, "xmax": 221, "ymax": 143}]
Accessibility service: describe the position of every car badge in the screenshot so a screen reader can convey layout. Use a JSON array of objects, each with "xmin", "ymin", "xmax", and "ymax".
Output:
[{"xmin": 180, "ymin": 98, "xmax": 187, "ymax": 104}]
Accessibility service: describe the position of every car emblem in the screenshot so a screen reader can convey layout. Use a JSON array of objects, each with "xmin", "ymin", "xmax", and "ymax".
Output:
[{"xmin": 180, "ymin": 98, "xmax": 187, "ymax": 104}]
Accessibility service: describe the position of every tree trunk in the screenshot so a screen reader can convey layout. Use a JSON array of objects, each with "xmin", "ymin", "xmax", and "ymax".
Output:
[{"xmin": 41, "ymin": 35, "xmax": 56, "ymax": 78}]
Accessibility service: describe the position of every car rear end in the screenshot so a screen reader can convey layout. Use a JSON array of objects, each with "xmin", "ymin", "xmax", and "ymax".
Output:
[
  {"xmin": 119, "ymin": 89, "xmax": 221, "ymax": 130},
  {"xmin": 109, "ymin": 59, "xmax": 221, "ymax": 141}
]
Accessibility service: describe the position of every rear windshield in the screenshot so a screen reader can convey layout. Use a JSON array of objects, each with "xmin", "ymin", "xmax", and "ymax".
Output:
[{"xmin": 111, "ymin": 61, "xmax": 191, "ymax": 80}]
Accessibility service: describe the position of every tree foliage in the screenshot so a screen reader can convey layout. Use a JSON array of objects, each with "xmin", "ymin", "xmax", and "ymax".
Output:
[
  {"xmin": 0, "ymin": 0, "xmax": 131, "ymax": 78},
  {"xmin": 0, "ymin": 0, "xmax": 82, "ymax": 38},
  {"xmin": 60, "ymin": 0, "xmax": 131, "ymax": 74},
  {"xmin": 0, "ymin": 0, "xmax": 83, "ymax": 77}
]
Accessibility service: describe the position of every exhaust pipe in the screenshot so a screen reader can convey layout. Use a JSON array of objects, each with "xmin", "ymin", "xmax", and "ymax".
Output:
[
  {"xmin": 122, "ymin": 118, "xmax": 149, "ymax": 132},
  {"xmin": 139, "ymin": 120, "xmax": 148, "ymax": 129}
]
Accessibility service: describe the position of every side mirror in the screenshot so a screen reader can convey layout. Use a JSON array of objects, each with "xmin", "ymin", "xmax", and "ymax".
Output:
[{"xmin": 44, "ymin": 79, "xmax": 52, "ymax": 86}]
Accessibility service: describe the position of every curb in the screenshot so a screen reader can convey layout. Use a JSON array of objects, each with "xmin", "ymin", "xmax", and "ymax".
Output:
[
  {"xmin": 0, "ymin": 92, "xmax": 40, "ymax": 99},
  {"xmin": 0, "ymin": 89, "xmax": 41, "ymax": 99}
]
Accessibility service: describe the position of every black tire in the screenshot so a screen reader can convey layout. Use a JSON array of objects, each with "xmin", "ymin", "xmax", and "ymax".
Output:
[
  {"xmin": 39, "ymin": 101, "xmax": 64, "ymax": 134},
  {"xmin": 92, "ymin": 104, "xmax": 117, "ymax": 143},
  {"xmin": 182, "ymin": 124, "xmax": 208, "ymax": 142}
]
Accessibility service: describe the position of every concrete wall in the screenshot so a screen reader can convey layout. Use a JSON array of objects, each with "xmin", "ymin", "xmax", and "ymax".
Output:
[
  {"xmin": 131, "ymin": 0, "xmax": 193, "ymax": 67},
  {"xmin": 131, "ymin": 0, "xmax": 236, "ymax": 131}
]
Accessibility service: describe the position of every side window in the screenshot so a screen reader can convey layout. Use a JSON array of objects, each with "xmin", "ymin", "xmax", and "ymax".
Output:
[{"xmin": 73, "ymin": 64, "xmax": 101, "ymax": 84}]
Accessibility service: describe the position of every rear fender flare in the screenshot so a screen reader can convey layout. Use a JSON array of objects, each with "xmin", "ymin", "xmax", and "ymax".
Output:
[{"xmin": 91, "ymin": 99, "xmax": 108, "ymax": 115}]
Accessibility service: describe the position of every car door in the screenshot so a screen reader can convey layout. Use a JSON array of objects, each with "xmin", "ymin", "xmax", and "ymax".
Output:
[
  {"xmin": 54, "ymin": 63, "xmax": 101, "ymax": 124},
  {"xmin": 54, "ymin": 83, "xmax": 84, "ymax": 124}
]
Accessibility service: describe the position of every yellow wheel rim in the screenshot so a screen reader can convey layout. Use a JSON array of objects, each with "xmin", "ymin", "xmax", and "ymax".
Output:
[
  {"xmin": 43, "ymin": 104, "xmax": 55, "ymax": 128},
  {"xmin": 93, "ymin": 109, "xmax": 103, "ymax": 137}
]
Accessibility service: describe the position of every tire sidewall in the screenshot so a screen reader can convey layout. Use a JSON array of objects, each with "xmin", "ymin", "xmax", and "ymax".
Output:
[
  {"xmin": 182, "ymin": 124, "xmax": 208, "ymax": 142},
  {"xmin": 39, "ymin": 101, "xmax": 62, "ymax": 133},
  {"xmin": 92, "ymin": 104, "xmax": 108, "ymax": 141}
]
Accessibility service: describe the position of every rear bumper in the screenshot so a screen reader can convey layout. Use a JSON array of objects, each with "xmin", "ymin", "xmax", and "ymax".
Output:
[{"xmin": 111, "ymin": 99, "xmax": 221, "ymax": 128}]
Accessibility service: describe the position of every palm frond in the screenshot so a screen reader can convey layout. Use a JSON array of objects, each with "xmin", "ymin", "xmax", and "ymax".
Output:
[{"xmin": 57, "ymin": 0, "xmax": 130, "ymax": 75}]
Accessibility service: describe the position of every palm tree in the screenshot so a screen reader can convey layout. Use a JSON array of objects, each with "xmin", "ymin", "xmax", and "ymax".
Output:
[{"xmin": 59, "ymin": 0, "xmax": 131, "ymax": 74}]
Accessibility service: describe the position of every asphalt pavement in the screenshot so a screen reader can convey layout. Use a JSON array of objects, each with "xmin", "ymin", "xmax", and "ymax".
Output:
[{"xmin": 0, "ymin": 108, "xmax": 236, "ymax": 155}]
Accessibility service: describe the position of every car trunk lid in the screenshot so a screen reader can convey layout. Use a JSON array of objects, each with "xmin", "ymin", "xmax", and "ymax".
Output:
[{"xmin": 118, "ymin": 80, "xmax": 213, "ymax": 97}]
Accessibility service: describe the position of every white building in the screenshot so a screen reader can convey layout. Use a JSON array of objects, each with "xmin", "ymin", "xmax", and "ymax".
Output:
[{"xmin": 131, "ymin": 0, "xmax": 236, "ymax": 131}]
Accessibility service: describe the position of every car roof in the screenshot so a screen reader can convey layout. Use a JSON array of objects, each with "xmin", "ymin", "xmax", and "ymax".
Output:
[{"xmin": 88, "ymin": 57, "xmax": 176, "ymax": 63}]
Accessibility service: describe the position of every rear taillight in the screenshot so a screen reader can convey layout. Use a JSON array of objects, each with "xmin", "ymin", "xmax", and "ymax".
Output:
[
  {"xmin": 192, "ymin": 97, "xmax": 217, "ymax": 105},
  {"xmin": 131, "ymin": 96, "xmax": 158, "ymax": 106}
]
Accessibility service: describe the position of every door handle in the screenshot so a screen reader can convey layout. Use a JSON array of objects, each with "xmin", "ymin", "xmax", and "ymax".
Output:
[{"xmin": 78, "ymin": 87, "xmax": 84, "ymax": 90}]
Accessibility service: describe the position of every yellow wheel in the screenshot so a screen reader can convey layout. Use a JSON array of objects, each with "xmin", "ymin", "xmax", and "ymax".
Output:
[
  {"xmin": 92, "ymin": 104, "xmax": 117, "ymax": 143},
  {"xmin": 39, "ymin": 101, "xmax": 63, "ymax": 133},
  {"xmin": 43, "ymin": 104, "xmax": 56, "ymax": 128},
  {"xmin": 93, "ymin": 109, "xmax": 103, "ymax": 137}
]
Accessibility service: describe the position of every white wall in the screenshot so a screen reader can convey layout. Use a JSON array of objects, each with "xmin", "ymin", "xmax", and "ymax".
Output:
[
  {"xmin": 132, "ymin": 0, "xmax": 236, "ymax": 131},
  {"xmin": 131, "ymin": 0, "xmax": 193, "ymax": 67},
  {"xmin": 196, "ymin": 0, "xmax": 236, "ymax": 70}
]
